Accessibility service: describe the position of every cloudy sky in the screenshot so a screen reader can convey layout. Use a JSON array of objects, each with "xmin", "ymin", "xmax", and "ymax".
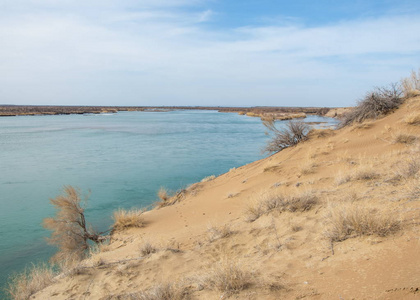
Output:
[{"xmin": 0, "ymin": 0, "xmax": 419, "ymax": 107}]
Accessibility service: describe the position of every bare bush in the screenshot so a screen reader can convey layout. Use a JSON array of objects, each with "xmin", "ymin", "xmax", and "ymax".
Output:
[
  {"xmin": 6, "ymin": 263, "xmax": 56, "ymax": 300},
  {"xmin": 112, "ymin": 208, "xmax": 145, "ymax": 232},
  {"xmin": 43, "ymin": 186, "xmax": 108, "ymax": 262},
  {"xmin": 326, "ymin": 206, "xmax": 400, "ymax": 242},
  {"xmin": 263, "ymin": 120, "xmax": 310, "ymax": 153},
  {"xmin": 340, "ymin": 83, "xmax": 403, "ymax": 127}
]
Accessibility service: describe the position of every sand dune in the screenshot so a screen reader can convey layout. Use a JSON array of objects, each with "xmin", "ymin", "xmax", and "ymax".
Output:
[{"xmin": 31, "ymin": 95, "xmax": 420, "ymax": 300}]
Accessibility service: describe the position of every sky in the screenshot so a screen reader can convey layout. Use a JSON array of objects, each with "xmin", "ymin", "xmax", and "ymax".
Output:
[{"xmin": 0, "ymin": 0, "xmax": 419, "ymax": 107}]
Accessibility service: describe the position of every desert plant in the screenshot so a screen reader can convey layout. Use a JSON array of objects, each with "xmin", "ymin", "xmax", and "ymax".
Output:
[
  {"xmin": 112, "ymin": 208, "xmax": 145, "ymax": 232},
  {"xmin": 6, "ymin": 263, "xmax": 56, "ymax": 300},
  {"xmin": 106, "ymin": 282, "xmax": 190, "ymax": 300},
  {"xmin": 139, "ymin": 242, "xmax": 158, "ymax": 256},
  {"xmin": 207, "ymin": 224, "xmax": 233, "ymax": 242},
  {"xmin": 401, "ymin": 68, "xmax": 420, "ymax": 96},
  {"xmin": 263, "ymin": 119, "xmax": 310, "ymax": 153},
  {"xmin": 340, "ymin": 83, "xmax": 403, "ymax": 127},
  {"xmin": 405, "ymin": 112, "xmax": 420, "ymax": 126},
  {"xmin": 393, "ymin": 134, "xmax": 417, "ymax": 144},
  {"xmin": 43, "ymin": 186, "xmax": 108, "ymax": 263},
  {"xmin": 201, "ymin": 175, "xmax": 216, "ymax": 182},
  {"xmin": 326, "ymin": 205, "xmax": 400, "ymax": 242},
  {"xmin": 198, "ymin": 260, "xmax": 252, "ymax": 296}
]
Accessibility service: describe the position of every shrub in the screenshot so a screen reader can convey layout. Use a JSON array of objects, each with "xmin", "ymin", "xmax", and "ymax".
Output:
[
  {"xmin": 139, "ymin": 242, "xmax": 158, "ymax": 256},
  {"xmin": 263, "ymin": 120, "xmax": 310, "ymax": 153},
  {"xmin": 401, "ymin": 68, "xmax": 420, "ymax": 97},
  {"xmin": 340, "ymin": 83, "xmax": 403, "ymax": 127},
  {"xmin": 326, "ymin": 206, "xmax": 400, "ymax": 242},
  {"xmin": 199, "ymin": 260, "xmax": 252, "ymax": 295},
  {"xmin": 6, "ymin": 263, "xmax": 56, "ymax": 300},
  {"xmin": 112, "ymin": 208, "xmax": 145, "ymax": 231},
  {"xmin": 43, "ymin": 186, "xmax": 108, "ymax": 262},
  {"xmin": 207, "ymin": 224, "xmax": 233, "ymax": 242},
  {"xmin": 405, "ymin": 113, "xmax": 420, "ymax": 126},
  {"xmin": 393, "ymin": 134, "xmax": 417, "ymax": 144}
]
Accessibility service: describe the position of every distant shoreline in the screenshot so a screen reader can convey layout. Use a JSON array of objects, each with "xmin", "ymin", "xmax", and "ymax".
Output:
[{"xmin": 0, "ymin": 105, "xmax": 335, "ymax": 119}]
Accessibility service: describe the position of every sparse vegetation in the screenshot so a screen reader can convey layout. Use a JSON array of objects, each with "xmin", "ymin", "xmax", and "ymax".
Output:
[
  {"xmin": 207, "ymin": 224, "xmax": 233, "ymax": 242},
  {"xmin": 326, "ymin": 205, "xmax": 401, "ymax": 242},
  {"xmin": 43, "ymin": 186, "xmax": 108, "ymax": 263},
  {"xmin": 139, "ymin": 242, "xmax": 158, "ymax": 256},
  {"xmin": 198, "ymin": 260, "xmax": 252, "ymax": 296},
  {"xmin": 245, "ymin": 192, "xmax": 318, "ymax": 222},
  {"xmin": 340, "ymin": 83, "xmax": 403, "ymax": 127},
  {"xmin": 106, "ymin": 282, "xmax": 190, "ymax": 300},
  {"xmin": 263, "ymin": 120, "xmax": 310, "ymax": 153},
  {"xmin": 112, "ymin": 208, "xmax": 145, "ymax": 231},
  {"xmin": 405, "ymin": 112, "xmax": 420, "ymax": 126},
  {"xmin": 401, "ymin": 68, "xmax": 420, "ymax": 97},
  {"xmin": 393, "ymin": 134, "xmax": 417, "ymax": 144},
  {"xmin": 201, "ymin": 175, "xmax": 216, "ymax": 182},
  {"xmin": 6, "ymin": 263, "xmax": 56, "ymax": 300}
]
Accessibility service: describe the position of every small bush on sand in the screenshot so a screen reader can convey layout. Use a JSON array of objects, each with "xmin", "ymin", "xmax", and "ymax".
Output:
[
  {"xmin": 139, "ymin": 242, "xmax": 158, "ymax": 256},
  {"xmin": 43, "ymin": 186, "xmax": 108, "ymax": 263},
  {"xmin": 207, "ymin": 224, "xmax": 233, "ymax": 242},
  {"xmin": 6, "ymin": 263, "xmax": 56, "ymax": 300},
  {"xmin": 326, "ymin": 205, "xmax": 400, "ymax": 242},
  {"xmin": 340, "ymin": 84, "xmax": 403, "ymax": 127},
  {"xmin": 198, "ymin": 260, "xmax": 252, "ymax": 296},
  {"xmin": 245, "ymin": 192, "xmax": 318, "ymax": 222},
  {"xmin": 401, "ymin": 68, "xmax": 420, "ymax": 97},
  {"xmin": 107, "ymin": 282, "xmax": 190, "ymax": 300},
  {"xmin": 393, "ymin": 134, "xmax": 417, "ymax": 145},
  {"xmin": 263, "ymin": 120, "xmax": 310, "ymax": 153},
  {"xmin": 405, "ymin": 112, "xmax": 420, "ymax": 126},
  {"xmin": 112, "ymin": 208, "xmax": 145, "ymax": 232},
  {"xmin": 201, "ymin": 175, "xmax": 216, "ymax": 183}
]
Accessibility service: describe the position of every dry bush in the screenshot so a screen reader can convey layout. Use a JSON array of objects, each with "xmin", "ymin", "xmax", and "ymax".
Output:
[
  {"xmin": 112, "ymin": 209, "xmax": 144, "ymax": 231},
  {"xmin": 197, "ymin": 260, "xmax": 252, "ymax": 296},
  {"xmin": 155, "ymin": 187, "xmax": 187, "ymax": 208},
  {"xmin": 6, "ymin": 263, "xmax": 56, "ymax": 300},
  {"xmin": 107, "ymin": 283, "xmax": 190, "ymax": 300},
  {"xmin": 207, "ymin": 224, "xmax": 233, "ymax": 242},
  {"xmin": 393, "ymin": 134, "xmax": 417, "ymax": 144},
  {"xmin": 405, "ymin": 112, "xmax": 420, "ymax": 126},
  {"xmin": 352, "ymin": 170, "xmax": 380, "ymax": 181},
  {"xmin": 245, "ymin": 192, "xmax": 318, "ymax": 222},
  {"xmin": 263, "ymin": 120, "xmax": 310, "ymax": 153},
  {"xmin": 340, "ymin": 83, "xmax": 403, "ymax": 127},
  {"xmin": 139, "ymin": 242, "xmax": 158, "ymax": 256},
  {"xmin": 393, "ymin": 157, "xmax": 420, "ymax": 180},
  {"xmin": 43, "ymin": 186, "xmax": 107, "ymax": 263},
  {"xmin": 326, "ymin": 205, "xmax": 401, "ymax": 242},
  {"xmin": 158, "ymin": 187, "xmax": 170, "ymax": 202},
  {"xmin": 401, "ymin": 69, "xmax": 420, "ymax": 97},
  {"xmin": 201, "ymin": 175, "xmax": 216, "ymax": 182}
]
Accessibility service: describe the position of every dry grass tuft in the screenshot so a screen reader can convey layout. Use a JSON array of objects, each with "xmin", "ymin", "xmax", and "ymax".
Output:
[
  {"xmin": 198, "ymin": 260, "xmax": 253, "ymax": 296},
  {"xmin": 6, "ymin": 263, "xmax": 56, "ymax": 300},
  {"xmin": 207, "ymin": 224, "xmax": 233, "ymax": 242},
  {"xmin": 107, "ymin": 282, "xmax": 190, "ymax": 300},
  {"xmin": 393, "ymin": 157, "xmax": 420, "ymax": 180},
  {"xmin": 353, "ymin": 170, "xmax": 380, "ymax": 181},
  {"xmin": 326, "ymin": 205, "xmax": 401, "ymax": 242},
  {"xmin": 201, "ymin": 175, "xmax": 216, "ymax": 182},
  {"xmin": 245, "ymin": 192, "xmax": 318, "ymax": 222},
  {"xmin": 393, "ymin": 134, "xmax": 417, "ymax": 145},
  {"xmin": 139, "ymin": 242, "xmax": 158, "ymax": 256},
  {"xmin": 158, "ymin": 187, "xmax": 170, "ymax": 202},
  {"xmin": 405, "ymin": 112, "xmax": 420, "ymax": 126},
  {"xmin": 112, "ymin": 208, "xmax": 145, "ymax": 231},
  {"xmin": 401, "ymin": 68, "xmax": 420, "ymax": 97}
]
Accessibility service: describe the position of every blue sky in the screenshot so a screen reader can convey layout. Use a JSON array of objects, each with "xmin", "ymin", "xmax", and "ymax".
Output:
[{"xmin": 0, "ymin": 0, "xmax": 419, "ymax": 107}]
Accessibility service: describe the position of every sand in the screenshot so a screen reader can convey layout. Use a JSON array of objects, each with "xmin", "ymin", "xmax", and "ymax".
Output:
[{"xmin": 31, "ymin": 95, "xmax": 420, "ymax": 300}]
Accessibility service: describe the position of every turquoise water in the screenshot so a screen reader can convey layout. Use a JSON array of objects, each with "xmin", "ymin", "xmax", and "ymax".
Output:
[{"xmin": 0, "ymin": 110, "xmax": 336, "ymax": 297}]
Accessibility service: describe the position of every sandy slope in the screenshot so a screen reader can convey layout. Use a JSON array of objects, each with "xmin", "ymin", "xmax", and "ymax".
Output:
[{"xmin": 33, "ymin": 96, "xmax": 420, "ymax": 300}]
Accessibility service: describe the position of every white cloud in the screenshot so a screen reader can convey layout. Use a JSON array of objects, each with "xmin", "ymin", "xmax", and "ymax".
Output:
[{"xmin": 0, "ymin": 1, "xmax": 419, "ymax": 106}]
